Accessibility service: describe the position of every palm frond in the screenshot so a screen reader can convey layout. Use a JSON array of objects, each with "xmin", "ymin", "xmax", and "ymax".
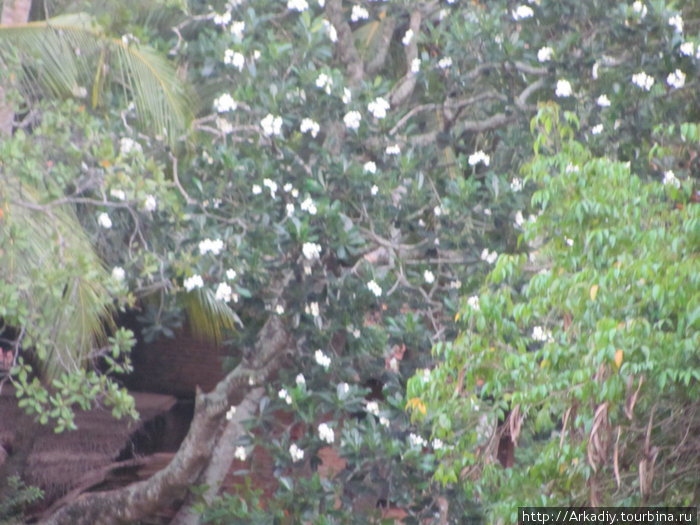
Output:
[
  {"xmin": 181, "ymin": 288, "xmax": 240, "ymax": 347},
  {"xmin": 0, "ymin": 12, "xmax": 192, "ymax": 143}
]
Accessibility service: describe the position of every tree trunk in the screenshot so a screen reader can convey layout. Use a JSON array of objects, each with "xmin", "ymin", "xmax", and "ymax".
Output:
[{"xmin": 0, "ymin": 0, "xmax": 33, "ymax": 135}]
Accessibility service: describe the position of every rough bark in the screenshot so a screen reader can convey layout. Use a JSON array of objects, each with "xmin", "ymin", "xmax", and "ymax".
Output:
[{"xmin": 39, "ymin": 316, "xmax": 291, "ymax": 525}]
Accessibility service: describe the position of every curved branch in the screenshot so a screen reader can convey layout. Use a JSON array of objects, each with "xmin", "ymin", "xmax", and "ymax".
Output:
[{"xmin": 325, "ymin": 0, "xmax": 363, "ymax": 85}]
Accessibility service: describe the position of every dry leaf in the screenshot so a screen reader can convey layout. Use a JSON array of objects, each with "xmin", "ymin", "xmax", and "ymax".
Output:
[{"xmin": 590, "ymin": 284, "xmax": 599, "ymax": 301}]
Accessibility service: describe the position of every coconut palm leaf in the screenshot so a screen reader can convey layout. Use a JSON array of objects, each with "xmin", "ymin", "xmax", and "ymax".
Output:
[
  {"xmin": 181, "ymin": 288, "xmax": 242, "ymax": 348},
  {"xmin": 0, "ymin": 12, "xmax": 192, "ymax": 144}
]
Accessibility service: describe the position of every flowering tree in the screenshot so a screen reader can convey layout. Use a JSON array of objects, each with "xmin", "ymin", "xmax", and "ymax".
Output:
[{"xmin": 1, "ymin": 0, "xmax": 699, "ymax": 522}]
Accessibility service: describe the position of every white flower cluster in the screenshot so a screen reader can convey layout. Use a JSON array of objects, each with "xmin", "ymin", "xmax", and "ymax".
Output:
[
  {"xmin": 510, "ymin": 177, "xmax": 523, "ymax": 192},
  {"xmin": 632, "ymin": 1, "xmax": 647, "ymax": 18},
  {"xmin": 596, "ymin": 94, "xmax": 611, "ymax": 107},
  {"xmin": 350, "ymin": 5, "xmax": 369, "ymax": 22},
  {"xmin": 632, "ymin": 71, "xmax": 654, "ymax": 91},
  {"xmin": 344, "ymin": 110, "xmax": 362, "ymax": 130},
  {"xmin": 215, "ymin": 282, "xmax": 235, "ymax": 303},
  {"xmin": 480, "ymin": 248, "xmax": 498, "ymax": 265},
  {"xmin": 337, "ymin": 382, "xmax": 350, "ymax": 398},
  {"xmin": 537, "ymin": 46, "xmax": 553, "ymax": 62},
  {"xmin": 432, "ymin": 438, "xmax": 444, "ymax": 450},
  {"xmin": 213, "ymin": 10, "xmax": 231, "ymax": 26},
  {"xmin": 261, "ymin": 114, "xmax": 283, "ymax": 137},
  {"xmin": 226, "ymin": 268, "xmax": 237, "ymax": 280},
  {"xmin": 363, "ymin": 161, "xmax": 377, "ymax": 174},
  {"xmin": 423, "ymin": 270, "xmax": 435, "ymax": 284},
  {"xmin": 322, "ymin": 19, "xmax": 338, "ymax": 43},
  {"xmin": 385, "ymin": 144, "xmax": 401, "ymax": 155},
  {"xmin": 666, "ymin": 69, "xmax": 686, "ymax": 89},
  {"xmin": 401, "ymin": 29, "xmax": 413, "ymax": 46},
  {"xmin": 315, "ymin": 72, "xmax": 333, "ymax": 94},
  {"xmin": 214, "ymin": 93, "xmax": 237, "ymax": 113},
  {"xmin": 468, "ymin": 150, "xmax": 490, "ymax": 166},
  {"xmin": 230, "ymin": 20, "xmax": 245, "ymax": 40},
  {"xmin": 367, "ymin": 279, "xmax": 382, "ymax": 297},
  {"xmin": 98, "ymin": 212, "xmax": 112, "ymax": 229},
  {"xmin": 408, "ymin": 433, "xmax": 427, "ymax": 448},
  {"xmin": 278, "ymin": 388, "xmax": 292, "ymax": 405},
  {"xmin": 110, "ymin": 188, "xmax": 126, "ymax": 201},
  {"xmin": 143, "ymin": 195, "xmax": 157, "ymax": 212},
  {"xmin": 437, "ymin": 56, "xmax": 452, "ymax": 69},
  {"xmin": 532, "ymin": 325, "xmax": 554, "ymax": 342},
  {"xmin": 512, "ymin": 5, "xmax": 534, "ymax": 20},
  {"xmin": 679, "ymin": 42, "xmax": 695, "ymax": 57},
  {"xmin": 225, "ymin": 405, "xmax": 236, "ymax": 421},
  {"xmin": 300, "ymin": 118, "xmax": 320, "ymax": 138},
  {"xmin": 224, "ymin": 49, "xmax": 245, "ymax": 71},
  {"xmin": 112, "ymin": 266, "xmax": 126, "ymax": 281},
  {"xmin": 342, "ymin": 88, "xmax": 352, "ymax": 104},
  {"xmin": 410, "ymin": 58, "xmax": 421, "ymax": 74},
  {"xmin": 555, "ymin": 79, "xmax": 572, "ymax": 97},
  {"xmin": 467, "ymin": 295, "xmax": 480, "ymax": 311},
  {"xmin": 199, "ymin": 238, "xmax": 224, "ymax": 255},
  {"xmin": 315, "ymin": 349, "xmax": 331, "ymax": 368},
  {"xmin": 287, "ymin": 0, "xmax": 308, "ymax": 12},
  {"xmin": 302, "ymin": 242, "xmax": 322, "ymax": 260},
  {"xmin": 365, "ymin": 401, "xmax": 380, "ymax": 416},
  {"xmin": 289, "ymin": 443, "xmax": 304, "ymax": 462},
  {"xmin": 234, "ymin": 446, "xmax": 247, "ymax": 461},
  {"xmin": 120, "ymin": 137, "xmax": 142, "ymax": 155},
  {"xmin": 368, "ymin": 97, "xmax": 390, "ymax": 119},
  {"xmin": 668, "ymin": 14, "xmax": 683, "ymax": 33},
  {"xmin": 296, "ymin": 373, "xmax": 306, "ymax": 387},
  {"xmin": 263, "ymin": 178, "xmax": 278, "ymax": 198},
  {"xmin": 663, "ymin": 170, "xmax": 681, "ymax": 189},
  {"xmin": 591, "ymin": 124, "xmax": 603, "ymax": 135},
  {"xmin": 305, "ymin": 302, "xmax": 320, "ymax": 317},
  {"xmin": 184, "ymin": 274, "xmax": 204, "ymax": 292},
  {"xmin": 318, "ymin": 422, "xmax": 335, "ymax": 443},
  {"xmin": 300, "ymin": 197, "xmax": 318, "ymax": 215}
]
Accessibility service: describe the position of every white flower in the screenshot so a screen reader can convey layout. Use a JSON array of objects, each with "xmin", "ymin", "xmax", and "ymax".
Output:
[
  {"xmin": 409, "ymin": 433, "xmax": 427, "ymax": 448},
  {"xmin": 234, "ymin": 446, "xmax": 247, "ymax": 461},
  {"xmin": 437, "ymin": 56, "xmax": 452, "ymax": 69},
  {"xmin": 365, "ymin": 401, "xmax": 380, "ymax": 416},
  {"xmin": 300, "ymin": 197, "xmax": 318, "ymax": 215},
  {"xmin": 183, "ymin": 274, "xmax": 204, "ymax": 292},
  {"xmin": 423, "ymin": 270, "xmax": 435, "ymax": 284},
  {"xmin": 215, "ymin": 282, "xmax": 233, "ymax": 302},
  {"xmin": 537, "ymin": 46, "xmax": 553, "ymax": 62},
  {"xmin": 350, "ymin": 5, "xmax": 369, "ymax": 22},
  {"xmin": 591, "ymin": 124, "xmax": 604, "ymax": 135},
  {"xmin": 596, "ymin": 94, "xmax": 611, "ymax": 107},
  {"xmin": 213, "ymin": 93, "xmax": 237, "ymax": 113},
  {"xmin": 260, "ymin": 114, "xmax": 283, "ymax": 137},
  {"xmin": 289, "ymin": 443, "xmax": 305, "ymax": 462},
  {"xmin": 110, "ymin": 188, "xmax": 126, "ymax": 201},
  {"xmin": 263, "ymin": 178, "xmax": 278, "ymax": 198},
  {"xmin": 317, "ymin": 0, "xmax": 325, "ymax": 6},
  {"xmin": 199, "ymin": 238, "xmax": 224, "ymax": 255},
  {"xmin": 302, "ymin": 242, "xmax": 322, "ymax": 260},
  {"xmin": 532, "ymin": 325, "xmax": 553, "ymax": 342},
  {"xmin": 287, "ymin": 0, "xmax": 308, "ymax": 11},
  {"xmin": 306, "ymin": 302, "xmax": 320, "ymax": 317},
  {"xmin": 224, "ymin": 50, "xmax": 245, "ymax": 71},
  {"xmin": 286, "ymin": 203, "xmax": 295, "ymax": 216},
  {"xmin": 432, "ymin": 438, "xmax": 444, "ymax": 450},
  {"xmin": 666, "ymin": 69, "xmax": 686, "ymax": 89},
  {"xmin": 512, "ymin": 5, "xmax": 534, "ymax": 20},
  {"xmin": 337, "ymin": 382, "xmax": 350, "ymax": 398},
  {"xmin": 668, "ymin": 14, "xmax": 683, "ymax": 33},
  {"xmin": 363, "ymin": 161, "xmax": 377, "ymax": 174},
  {"xmin": 480, "ymin": 249, "xmax": 498, "ymax": 264},
  {"xmin": 514, "ymin": 210, "xmax": 525, "ymax": 227},
  {"xmin": 368, "ymin": 97, "xmax": 390, "ymax": 119},
  {"xmin": 300, "ymin": 118, "xmax": 320, "ymax": 138},
  {"xmin": 342, "ymin": 88, "xmax": 352, "ymax": 104},
  {"xmin": 379, "ymin": 416, "xmax": 390, "ymax": 427},
  {"xmin": 367, "ymin": 279, "xmax": 382, "ymax": 297},
  {"xmin": 510, "ymin": 177, "xmax": 523, "ymax": 192},
  {"xmin": 591, "ymin": 61, "xmax": 600, "ymax": 80},
  {"xmin": 555, "ymin": 79, "xmax": 572, "ymax": 97},
  {"xmin": 401, "ymin": 29, "xmax": 414, "ymax": 46},
  {"xmin": 119, "ymin": 137, "xmax": 142, "ymax": 155},
  {"xmin": 275, "ymin": 304, "xmax": 285, "ymax": 315},
  {"xmin": 230, "ymin": 20, "xmax": 245, "ymax": 40},
  {"xmin": 565, "ymin": 238, "xmax": 574, "ymax": 247},
  {"xmin": 632, "ymin": 71, "xmax": 654, "ymax": 91},
  {"xmin": 467, "ymin": 295, "xmax": 480, "ymax": 310},
  {"xmin": 322, "ymin": 19, "xmax": 338, "ymax": 43},
  {"xmin": 111, "ymin": 266, "xmax": 126, "ymax": 281},
  {"xmin": 278, "ymin": 388, "xmax": 292, "ymax": 404},
  {"xmin": 213, "ymin": 10, "xmax": 231, "ymax": 26},
  {"xmin": 252, "ymin": 184, "xmax": 262, "ymax": 195},
  {"xmin": 450, "ymin": 280, "xmax": 462, "ymax": 289},
  {"xmin": 433, "ymin": 205, "xmax": 443, "ymax": 217},
  {"xmin": 318, "ymin": 422, "xmax": 334, "ymax": 444},
  {"xmin": 385, "ymin": 144, "xmax": 401, "ymax": 155},
  {"xmin": 468, "ymin": 150, "xmax": 490, "ymax": 166},
  {"xmin": 296, "ymin": 373, "xmax": 306, "ymax": 386},
  {"xmin": 98, "ymin": 212, "xmax": 112, "ymax": 229},
  {"xmin": 315, "ymin": 349, "xmax": 331, "ymax": 368},
  {"xmin": 226, "ymin": 269, "xmax": 237, "ymax": 280},
  {"xmin": 216, "ymin": 118, "xmax": 233, "ymax": 134},
  {"xmin": 315, "ymin": 72, "xmax": 333, "ymax": 94},
  {"xmin": 680, "ymin": 42, "xmax": 695, "ymax": 57},
  {"xmin": 410, "ymin": 58, "xmax": 421, "ymax": 74},
  {"xmin": 370, "ymin": 184, "xmax": 379, "ymax": 196},
  {"xmin": 143, "ymin": 195, "xmax": 157, "ymax": 212},
  {"xmin": 225, "ymin": 405, "xmax": 236, "ymax": 421},
  {"xmin": 632, "ymin": 1, "xmax": 647, "ymax": 18},
  {"xmin": 663, "ymin": 170, "xmax": 681, "ymax": 189},
  {"xmin": 343, "ymin": 110, "xmax": 362, "ymax": 130},
  {"xmin": 484, "ymin": 208, "xmax": 491, "ymax": 216}
]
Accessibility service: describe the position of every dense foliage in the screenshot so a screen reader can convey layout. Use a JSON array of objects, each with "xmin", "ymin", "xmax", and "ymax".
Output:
[{"xmin": 0, "ymin": 0, "xmax": 698, "ymax": 522}]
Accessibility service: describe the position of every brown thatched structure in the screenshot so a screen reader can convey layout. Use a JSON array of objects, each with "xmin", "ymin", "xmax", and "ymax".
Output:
[{"xmin": 0, "ymin": 385, "xmax": 188, "ymax": 517}]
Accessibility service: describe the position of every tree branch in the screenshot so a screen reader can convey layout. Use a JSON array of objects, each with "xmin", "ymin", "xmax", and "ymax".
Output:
[{"xmin": 325, "ymin": 0, "xmax": 363, "ymax": 85}]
